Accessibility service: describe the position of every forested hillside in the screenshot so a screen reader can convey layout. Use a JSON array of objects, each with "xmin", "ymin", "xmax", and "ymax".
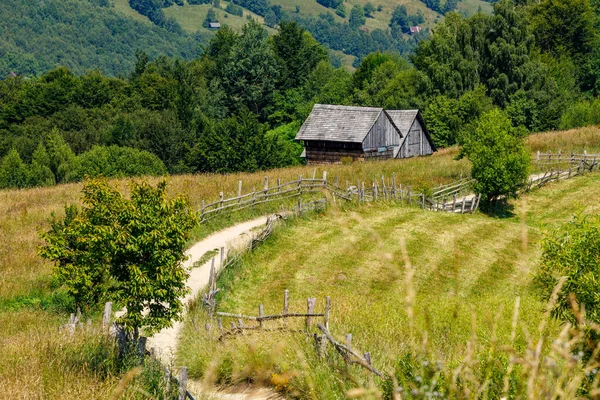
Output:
[
  {"xmin": 0, "ymin": 0, "xmax": 202, "ymax": 77},
  {"xmin": 1, "ymin": 0, "xmax": 599, "ymax": 191}
]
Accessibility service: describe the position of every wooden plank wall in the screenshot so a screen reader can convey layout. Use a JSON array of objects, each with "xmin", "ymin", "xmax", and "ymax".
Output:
[
  {"xmin": 397, "ymin": 119, "xmax": 433, "ymax": 159},
  {"xmin": 362, "ymin": 112, "xmax": 400, "ymax": 150}
]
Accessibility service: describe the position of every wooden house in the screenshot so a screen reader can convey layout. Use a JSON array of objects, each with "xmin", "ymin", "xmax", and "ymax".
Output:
[{"xmin": 296, "ymin": 104, "xmax": 435, "ymax": 164}]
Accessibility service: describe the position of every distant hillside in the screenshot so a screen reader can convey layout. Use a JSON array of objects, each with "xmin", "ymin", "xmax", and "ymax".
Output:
[
  {"xmin": 118, "ymin": 0, "xmax": 494, "ymax": 66},
  {"xmin": 0, "ymin": 0, "xmax": 204, "ymax": 77}
]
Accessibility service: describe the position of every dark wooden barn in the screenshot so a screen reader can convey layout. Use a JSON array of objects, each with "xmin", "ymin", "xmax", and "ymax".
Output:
[{"xmin": 296, "ymin": 104, "xmax": 435, "ymax": 165}]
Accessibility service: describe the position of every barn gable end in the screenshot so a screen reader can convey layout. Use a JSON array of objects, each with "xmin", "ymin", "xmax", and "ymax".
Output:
[{"xmin": 386, "ymin": 110, "xmax": 436, "ymax": 159}]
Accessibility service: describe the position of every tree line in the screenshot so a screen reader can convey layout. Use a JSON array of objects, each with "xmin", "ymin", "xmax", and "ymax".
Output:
[{"xmin": 1, "ymin": 0, "xmax": 599, "ymax": 190}]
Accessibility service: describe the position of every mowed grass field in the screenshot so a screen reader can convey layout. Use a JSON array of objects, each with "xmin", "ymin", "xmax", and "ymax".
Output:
[
  {"xmin": 0, "ymin": 126, "xmax": 598, "ymax": 397},
  {"xmin": 178, "ymin": 163, "xmax": 600, "ymax": 398}
]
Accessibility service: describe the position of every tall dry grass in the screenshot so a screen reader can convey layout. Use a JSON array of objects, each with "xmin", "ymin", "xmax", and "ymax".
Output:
[{"xmin": 0, "ymin": 125, "xmax": 598, "ymax": 397}]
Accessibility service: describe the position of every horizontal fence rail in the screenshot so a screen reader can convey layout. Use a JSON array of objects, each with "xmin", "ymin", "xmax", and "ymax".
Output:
[
  {"xmin": 536, "ymin": 151, "xmax": 600, "ymax": 166},
  {"xmin": 199, "ymin": 171, "xmax": 480, "ymax": 221},
  {"xmin": 202, "ymin": 291, "xmax": 384, "ymax": 378}
]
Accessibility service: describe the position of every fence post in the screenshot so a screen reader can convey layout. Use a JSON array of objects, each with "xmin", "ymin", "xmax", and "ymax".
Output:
[
  {"xmin": 407, "ymin": 186, "xmax": 412, "ymax": 205},
  {"xmin": 325, "ymin": 296, "xmax": 331, "ymax": 329},
  {"xmin": 373, "ymin": 182, "xmax": 378, "ymax": 201},
  {"xmin": 283, "ymin": 290, "xmax": 289, "ymax": 315},
  {"xmin": 571, "ymin": 152, "xmax": 575, "ymax": 166},
  {"xmin": 209, "ymin": 258, "xmax": 216, "ymax": 292},
  {"xmin": 178, "ymin": 367, "xmax": 188, "ymax": 400},
  {"xmin": 357, "ymin": 180, "xmax": 361, "ymax": 204},
  {"xmin": 102, "ymin": 302, "xmax": 112, "ymax": 332},
  {"xmin": 277, "ymin": 178, "xmax": 281, "ymax": 193},
  {"xmin": 264, "ymin": 176, "xmax": 269, "ymax": 195},
  {"xmin": 218, "ymin": 318, "xmax": 223, "ymax": 332},
  {"xmin": 220, "ymin": 247, "xmax": 224, "ymax": 269},
  {"xmin": 346, "ymin": 334, "xmax": 352, "ymax": 349},
  {"xmin": 219, "ymin": 192, "xmax": 224, "ymax": 210},
  {"xmin": 298, "ymin": 175, "xmax": 302, "ymax": 195},
  {"xmin": 201, "ymin": 200, "xmax": 205, "ymax": 222},
  {"xmin": 461, "ymin": 198, "xmax": 466, "ymax": 213},
  {"xmin": 421, "ymin": 194, "xmax": 425, "ymax": 209},
  {"xmin": 362, "ymin": 182, "xmax": 365, "ymax": 203},
  {"xmin": 323, "ymin": 171, "xmax": 327, "ymax": 187},
  {"xmin": 392, "ymin": 173, "xmax": 397, "ymax": 201},
  {"xmin": 306, "ymin": 298, "xmax": 316, "ymax": 330}
]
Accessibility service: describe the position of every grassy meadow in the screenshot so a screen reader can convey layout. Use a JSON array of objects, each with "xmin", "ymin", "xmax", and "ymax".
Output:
[
  {"xmin": 178, "ymin": 166, "xmax": 600, "ymax": 398},
  {"xmin": 0, "ymin": 126, "xmax": 599, "ymax": 397}
]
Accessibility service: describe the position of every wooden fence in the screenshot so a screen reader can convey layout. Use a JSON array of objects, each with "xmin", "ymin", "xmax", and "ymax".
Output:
[
  {"xmin": 527, "ymin": 152, "xmax": 600, "ymax": 191},
  {"xmin": 200, "ymin": 175, "xmax": 327, "ymax": 221},
  {"xmin": 205, "ymin": 291, "xmax": 384, "ymax": 378},
  {"xmin": 200, "ymin": 171, "xmax": 480, "ymax": 221},
  {"xmin": 536, "ymin": 151, "xmax": 600, "ymax": 167}
]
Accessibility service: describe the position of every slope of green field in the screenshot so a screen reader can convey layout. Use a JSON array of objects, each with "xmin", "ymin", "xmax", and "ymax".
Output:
[
  {"xmin": 178, "ymin": 171, "xmax": 600, "ymax": 397},
  {"xmin": 163, "ymin": 1, "xmax": 272, "ymax": 33}
]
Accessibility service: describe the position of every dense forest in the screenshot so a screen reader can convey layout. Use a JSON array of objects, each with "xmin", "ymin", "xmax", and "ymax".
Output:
[
  {"xmin": 0, "ymin": 0, "xmax": 202, "ymax": 77},
  {"xmin": 1, "ymin": 0, "xmax": 599, "ymax": 189}
]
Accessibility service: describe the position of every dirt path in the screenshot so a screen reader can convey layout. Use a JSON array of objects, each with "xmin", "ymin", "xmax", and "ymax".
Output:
[{"xmin": 147, "ymin": 216, "xmax": 271, "ymax": 363}]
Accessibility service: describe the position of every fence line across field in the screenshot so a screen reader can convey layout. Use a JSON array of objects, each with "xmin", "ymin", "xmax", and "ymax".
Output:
[{"xmin": 199, "ymin": 172, "xmax": 480, "ymax": 221}]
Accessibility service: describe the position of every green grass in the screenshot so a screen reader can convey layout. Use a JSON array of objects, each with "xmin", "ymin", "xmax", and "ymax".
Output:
[
  {"xmin": 1, "ymin": 127, "xmax": 598, "ymax": 397},
  {"xmin": 163, "ymin": 2, "xmax": 274, "ymax": 34},
  {"xmin": 111, "ymin": 0, "xmax": 152, "ymax": 23},
  {"xmin": 178, "ymin": 172, "xmax": 600, "ymax": 397}
]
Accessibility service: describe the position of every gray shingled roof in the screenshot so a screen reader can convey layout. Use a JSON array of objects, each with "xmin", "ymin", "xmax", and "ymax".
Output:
[
  {"xmin": 296, "ymin": 104, "xmax": 384, "ymax": 143},
  {"xmin": 385, "ymin": 110, "xmax": 419, "ymax": 136}
]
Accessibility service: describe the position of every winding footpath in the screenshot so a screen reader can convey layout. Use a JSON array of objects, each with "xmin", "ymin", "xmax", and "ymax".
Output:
[{"xmin": 147, "ymin": 216, "xmax": 270, "ymax": 363}]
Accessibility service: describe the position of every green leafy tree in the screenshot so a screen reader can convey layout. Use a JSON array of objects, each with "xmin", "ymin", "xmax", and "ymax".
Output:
[
  {"xmin": 363, "ymin": 2, "xmax": 376, "ymax": 18},
  {"xmin": 460, "ymin": 109, "xmax": 529, "ymax": 202},
  {"xmin": 220, "ymin": 21, "xmax": 279, "ymax": 115},
  {"xmin": 40, "ymin": 179, "xmax": 198, "ymax": 338},
  {"xmin": 203, "ymin": 9, "xmax": 218, "ymax": 28},
  {"xmin": 272, "ymin": 22, "xmax": 328, "ymax": 90},
  {"xmin": 335, "ymin": 3, "xmax": 346, "ymax": 17},
  {"xmin": 534, "ymin": 215, "xmax": 600, "ymax": 347},
  {"xmin": 530, "ymin": 0, "xmax": 597, "ymax": 61},
  {"xmin": 68, "ymin": 145, "xmax": 167, "ymax": 181},
  {"xmin": 349, "ymin": 5, "xmax": 366, "ymax": 29},
  {"xmin": 29, "ymin": 143, "xmax": 56, "ymax": 187},
  {"xmin": 0, "ymin": 148, "xmax": 29, "ymax": 189},
  {"xmin": 264, "ymin": 9, "xmax": 278, "ymax": 27},
  {"xmin": 44, "ymin": 129, "xmax": 78, "ymax": 183}
]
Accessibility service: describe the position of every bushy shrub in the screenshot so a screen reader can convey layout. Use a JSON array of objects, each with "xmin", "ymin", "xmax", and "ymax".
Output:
[
  {"xmin": 67, "ymin": 145, "xmax": 167, "ymax": 182},
  {"xmin": 559, "ymin": 98, "xmax": 600, "ymax": 130},
  {"xmin": 535, "ymin": 215, "xmax": 600, "ymax": 327},
  {"xmin": 460, "ymin": 109, "xmax": 530, "ymax": 202},
  {"xmin": 0, "ymin": 149, "xmax": 29, "ymax": 189}
]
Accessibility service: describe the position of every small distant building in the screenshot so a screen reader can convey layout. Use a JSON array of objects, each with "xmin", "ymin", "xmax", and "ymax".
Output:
[
  {"xmin": 296, "ymin": 104, "xmax": 435, "ymax": 165},
  {"xmin": 409, "ymin": 26, "xmax": 421, "ymax": 34},
  {"xmin": 208, "ymin": 22, "xmax": 221, "ymax": 29}
]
